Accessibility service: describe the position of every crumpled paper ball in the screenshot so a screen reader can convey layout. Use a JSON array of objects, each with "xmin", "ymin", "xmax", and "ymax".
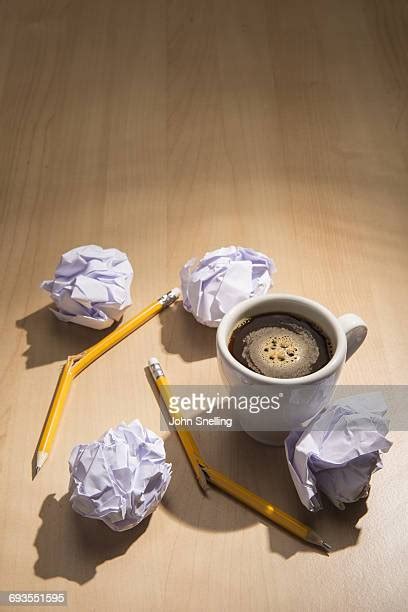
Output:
[
  {"xmin": 285, "ymin": 393, "xmax": 392, "ymax": 511},
  {"xmin": 180, "ymin": 246, "xmax": 276, "ymax": 327},
  {"xmin": 69, "ymin": 420, "xmax": 172, "ymax": 531},
  {"xmin": 41, "ymin": 245, "xmax": 133, "ymax": 330}
]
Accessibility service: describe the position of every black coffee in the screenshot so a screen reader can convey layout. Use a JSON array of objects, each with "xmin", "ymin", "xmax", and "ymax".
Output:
[{"xmin": 228, "ymin": 313, "xmax": 332, "ymax": 379}]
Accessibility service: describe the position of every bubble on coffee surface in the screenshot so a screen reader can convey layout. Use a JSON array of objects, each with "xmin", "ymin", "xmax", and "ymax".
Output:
[{"xmin": 242, "ymin": 325, "xmax": 320, "ymax": 378}]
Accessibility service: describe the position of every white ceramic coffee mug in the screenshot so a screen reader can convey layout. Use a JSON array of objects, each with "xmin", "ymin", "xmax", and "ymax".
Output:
[{"xmin": 216, "ymin": 294, "xmax": 367, "ymax": 445}]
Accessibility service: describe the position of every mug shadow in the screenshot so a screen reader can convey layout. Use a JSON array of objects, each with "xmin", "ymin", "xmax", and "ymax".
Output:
[
  {"xmin": 162, "ymin": 430, "xmax": 367, "ymax": 558},
  {"xmin": 34, "ymin": 494, "xmax": 151, "ymax": 585},
  {"xmin": 16, "ymin": 306, "xmax": 118, "ymax": 369},
  {"xmin": 159, "ymin": 301, "xmax": 216, "ymax": 362}
]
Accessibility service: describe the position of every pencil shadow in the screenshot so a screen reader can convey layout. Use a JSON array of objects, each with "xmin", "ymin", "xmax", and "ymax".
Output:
[
  {"xmin": 16, "ymin": 306, "xmax": 118, "ymax": 369},
  {"xmin": 161, "ymin": 431, "xmax": 367, "ymax": 558},
  {"xmin": 159, "ymin": 301, "xmax": 216, "ymax": 362},
  {"xmin": 162, "ymin": 431, "xmax": 256, "ymax": 533},
  {"xmin": 34, "ymin": 494, "xmax": 151, "ymax": 585}
]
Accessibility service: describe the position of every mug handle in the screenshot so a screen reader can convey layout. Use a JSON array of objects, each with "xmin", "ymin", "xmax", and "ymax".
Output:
[{"xmin": 338, "ymin": 314, "xmax": 368, "ymax": 361}]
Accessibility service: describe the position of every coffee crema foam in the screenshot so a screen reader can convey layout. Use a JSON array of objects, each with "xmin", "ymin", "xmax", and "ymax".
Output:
[
  {"xmin": 242, "ymin": 325, "xmax": 319, "ymax": 378},
  {"xmin": 228, "ymin": 313, "xmax": 332, "ymax": 379}
]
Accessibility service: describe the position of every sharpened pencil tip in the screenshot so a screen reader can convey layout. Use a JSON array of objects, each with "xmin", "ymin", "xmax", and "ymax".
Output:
[
  {"xmin": 35, "ymin": 450, "xmax": 48, "ymax": 473},
  {"xmin": 306, "ymin": 529, "xmax": 332, "ymax": 553}
]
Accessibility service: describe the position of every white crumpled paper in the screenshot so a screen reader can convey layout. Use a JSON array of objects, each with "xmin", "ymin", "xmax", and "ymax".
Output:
[
  {"xmin": 285, "ymin": 393, "xmax": 392, "ymax": 511},
  {"xmin": 69, "ymin": 420, "xmax": 172, "ymax": 531},
  {"xmin": 41, "ymin": 245, "xmax": 133, "ymax": 329},
  {"xmin": 180, "ymin": 246, "xmax": 276, "ymax": 327}
]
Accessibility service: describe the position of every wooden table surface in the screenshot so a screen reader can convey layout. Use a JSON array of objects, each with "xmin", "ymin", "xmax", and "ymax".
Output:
[{"xmin": 1, "ymin": 1, "xmax": 407, "ymax": 610}]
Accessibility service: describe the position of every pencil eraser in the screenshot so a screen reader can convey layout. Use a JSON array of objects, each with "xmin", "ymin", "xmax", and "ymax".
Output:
[
  {"xmin": 148, "ymin": 357, "xmax": 159, "ymax": 367},
  {"xmin": 171, "ymin": 287, "xmax": 181, "ymax": 299}
]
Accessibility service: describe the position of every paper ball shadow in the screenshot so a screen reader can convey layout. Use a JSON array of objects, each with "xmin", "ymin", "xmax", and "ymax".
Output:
[
  {"xmin": 161, "ymin": 430, "xmax": 368, "ymax": 558},
  {"xmin": 34, "ymin": 494, "xmax": 151, "ymax": 584},
  {"xmin": 159, "ymin": 301, "xmax": 216, "ymax": 362},
  {"xmin": 16, "ymin": 306, "xmax": 119, "ymax": 369}
]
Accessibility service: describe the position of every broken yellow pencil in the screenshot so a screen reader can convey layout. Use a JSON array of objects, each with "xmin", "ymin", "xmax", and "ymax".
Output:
[
  {"xmin": 148, "ymin": 358, "xmax": 331, "ymax": 552},
  {"xmin": 35, "ymin": 288, "xmax": 181, "ymax": 474},
  {"xmin": 148, "ymin": 357, "xmax": 208, "ymax": 491}
]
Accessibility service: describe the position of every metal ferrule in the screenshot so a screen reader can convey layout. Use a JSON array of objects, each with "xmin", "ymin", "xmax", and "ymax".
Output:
[
  {"xmin": 149, "ymin": 361, "xmax": 164, "ymax": 380},
  {"xmin": 158, "ymin": 288, "xmax": 180, "ymax": 308}
]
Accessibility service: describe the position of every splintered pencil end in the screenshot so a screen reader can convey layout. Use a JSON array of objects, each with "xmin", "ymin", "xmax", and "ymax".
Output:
[{"xmin": 197, "ymin": 470, "xmax": 210, "ymax": 493}]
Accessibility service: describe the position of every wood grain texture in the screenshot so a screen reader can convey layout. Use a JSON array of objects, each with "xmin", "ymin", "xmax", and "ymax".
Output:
[{"xmin": 1, "ymin": 1, "xmax": 407, "ymax": 610}]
